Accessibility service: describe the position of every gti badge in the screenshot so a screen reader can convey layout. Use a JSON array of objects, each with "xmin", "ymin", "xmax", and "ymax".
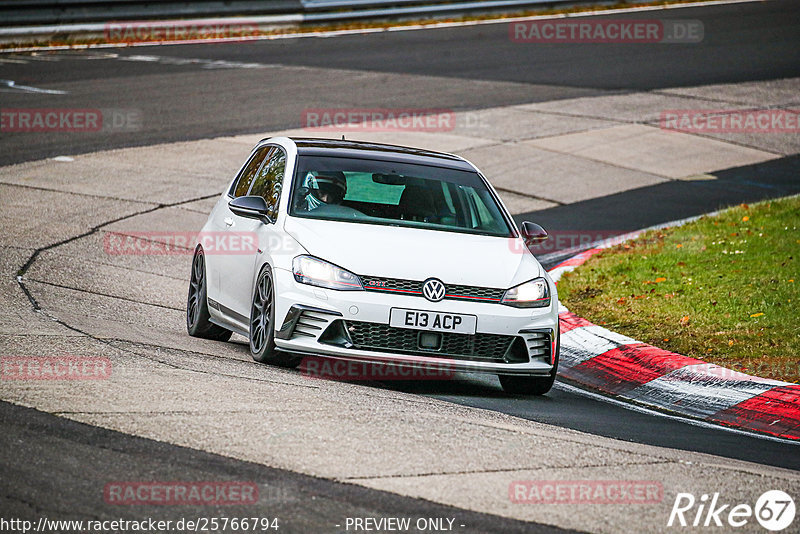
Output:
[{"xmin": 422, "ymin": 278, "xmax": 446, "ymax": 302}]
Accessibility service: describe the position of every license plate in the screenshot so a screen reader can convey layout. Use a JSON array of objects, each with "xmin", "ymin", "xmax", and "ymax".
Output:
[{"xmin": 389, "ymin": 308, "xmax": 477, "ymax": 335}]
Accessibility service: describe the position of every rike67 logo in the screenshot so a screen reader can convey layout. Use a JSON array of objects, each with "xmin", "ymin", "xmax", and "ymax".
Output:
[{"xmin": 668, "ymin": 490, "xmax": 795, "ymax": 531}]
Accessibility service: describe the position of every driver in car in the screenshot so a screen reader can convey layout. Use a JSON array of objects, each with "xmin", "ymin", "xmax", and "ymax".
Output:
[{"xmin": 300, "ymin": 171, "xmax": 347, "ymax": 211}]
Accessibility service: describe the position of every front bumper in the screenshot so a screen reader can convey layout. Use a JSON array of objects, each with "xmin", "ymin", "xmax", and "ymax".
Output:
[{"xmin": 272, "ymin": 268, "xmax": 558, "ymax": 376}]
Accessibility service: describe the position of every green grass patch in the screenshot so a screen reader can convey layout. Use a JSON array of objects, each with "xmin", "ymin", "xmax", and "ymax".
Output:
[{"xmin": 558, "ymin": 195, "xmax": 800, "ymax": 383}]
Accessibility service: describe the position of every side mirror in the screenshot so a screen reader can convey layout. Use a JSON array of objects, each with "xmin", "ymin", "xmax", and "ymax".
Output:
[
  {"xmin": 229, "ymin": 196, "xmax": 271, "ymax": 223},
  {"xmin": 521, "ymin": 221, "xmax": 548, "ymax": 245}
]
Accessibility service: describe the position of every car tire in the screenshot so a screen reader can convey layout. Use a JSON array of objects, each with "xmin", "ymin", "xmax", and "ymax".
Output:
[
  {"xmin": 186, "ymin": 247, "xmax": 233, "ymax": 342},
  {"xmin": 499, "ymin": 330, "xmax": 560, "ymax": 396},
  {"xmin": 249, "ymin": 265, "xmax": 302, "ymax": 368}
]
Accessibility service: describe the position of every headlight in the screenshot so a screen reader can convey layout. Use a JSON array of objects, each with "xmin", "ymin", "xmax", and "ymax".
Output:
[
  {"xmin": 501, "ymin": 278, "xmax": 550, "ymax": 308},
  {"xmin": 292, "ymin": 255, "xmax": 363, "ymax": 291}
]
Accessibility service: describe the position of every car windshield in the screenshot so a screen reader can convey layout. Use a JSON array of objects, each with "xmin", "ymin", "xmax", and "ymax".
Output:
[{"xmin": 289, "ymin": 155, "xmax": 514, "ymax": 238}]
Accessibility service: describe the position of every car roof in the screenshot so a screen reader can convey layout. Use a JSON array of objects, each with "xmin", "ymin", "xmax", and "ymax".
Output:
[{"xmin": 284, "ymin": 137, "xmax": 475, "ymax": 171}]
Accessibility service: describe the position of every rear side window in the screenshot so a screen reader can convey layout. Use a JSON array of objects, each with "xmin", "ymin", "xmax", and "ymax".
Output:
[
  {"xmin": 249, "ymin": 148, "xmax": 287, "ymax": 221},
  {"xmin": 230, "ymin": 146, "xmax": 271, "ymax": 198}
]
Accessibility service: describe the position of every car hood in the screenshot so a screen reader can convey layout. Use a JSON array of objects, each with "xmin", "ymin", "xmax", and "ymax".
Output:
[{"xmin": 284, "ymin": 216, "xmax": 542, "ymax": 289}]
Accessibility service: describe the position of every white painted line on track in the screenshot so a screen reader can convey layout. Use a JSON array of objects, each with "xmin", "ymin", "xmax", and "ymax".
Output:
[
  {"xmin": 116, "ymin": 54, "xmax": 278, "ymax": 69},
  {"xmin": 0, "ymin": 79, "xmax": 67, "ymax": 94}
]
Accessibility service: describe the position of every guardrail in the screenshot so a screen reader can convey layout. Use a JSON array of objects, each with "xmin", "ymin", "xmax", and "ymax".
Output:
[{"xmin": 1, "ymin": 0, "xmax": 572, "ymax": 26}]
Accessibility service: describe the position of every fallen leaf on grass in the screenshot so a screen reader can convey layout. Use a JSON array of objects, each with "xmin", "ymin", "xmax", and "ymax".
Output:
[{"xmin": 680, "ymin": 316, "xmax": 690, "ymax": 326}]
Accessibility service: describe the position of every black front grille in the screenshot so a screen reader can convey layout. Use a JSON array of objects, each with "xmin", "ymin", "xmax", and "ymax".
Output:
[
  {"xmin": 447, "ymin": 283, "xmax": 505, "ymax": 301},
  {"xmin": 360, "ymin": 276, "xmax": 505, "ymax": 303},
  {"xmin": 325, "ymin": 320, "xmax": 517, "ymax": 362},
  {"xmin": 360, "ymin": 276, "xmax": 421, "ymax": 295}
]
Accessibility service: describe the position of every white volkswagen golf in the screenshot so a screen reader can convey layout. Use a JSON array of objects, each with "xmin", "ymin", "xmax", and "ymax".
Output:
[{"xmin": 187, "ymin": 137, "xmax": 560, "ymax": 395}]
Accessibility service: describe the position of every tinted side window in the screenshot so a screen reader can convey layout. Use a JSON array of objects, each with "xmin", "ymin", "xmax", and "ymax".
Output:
[
  {"xmin": 249, "ymin": 148, "xmax": 286, "ymax": 221},
  {"xmin": 230, "ymin": 146, "xmax": 271, "ymax": 198}
]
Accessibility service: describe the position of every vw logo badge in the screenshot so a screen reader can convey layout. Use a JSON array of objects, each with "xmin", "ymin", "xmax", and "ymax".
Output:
[{"xmin": 422, "ymin": 278, "xmax": 446, "ymax": 302}]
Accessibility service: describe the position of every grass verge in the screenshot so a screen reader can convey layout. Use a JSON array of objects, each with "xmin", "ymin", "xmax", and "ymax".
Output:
[{"xmin": 557, "ymin": 195, "xmax": 799, "ymax": 383}]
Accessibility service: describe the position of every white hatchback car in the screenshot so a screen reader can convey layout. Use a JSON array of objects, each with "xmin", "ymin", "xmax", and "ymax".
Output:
[{"xmin": 187, "ymin": 137, "xmax": 560, "ymax": 395}]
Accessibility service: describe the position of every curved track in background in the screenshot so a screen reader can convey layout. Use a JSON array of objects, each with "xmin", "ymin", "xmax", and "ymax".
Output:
[
  {"xmin": 1, "ymin": 0, "xmax": 799, "ymax": 166},
  {"xmin": 1, "ymin": 1, "xmax": 800, "ymax": 531}
]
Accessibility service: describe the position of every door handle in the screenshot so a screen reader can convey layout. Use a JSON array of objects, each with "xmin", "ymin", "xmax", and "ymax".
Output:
[{"xmin": 223, "ymin": 217, "xmax": 234, "ymax": 227}]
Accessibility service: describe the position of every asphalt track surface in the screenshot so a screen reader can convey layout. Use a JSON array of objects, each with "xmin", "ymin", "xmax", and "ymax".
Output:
[
  {"xmin": 0, "ymin": 401, "xmax": 568, "ymax": 533},
  {"xmin": 1, "ymin": 0, "xmax": 800, "ymax": 529}
]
